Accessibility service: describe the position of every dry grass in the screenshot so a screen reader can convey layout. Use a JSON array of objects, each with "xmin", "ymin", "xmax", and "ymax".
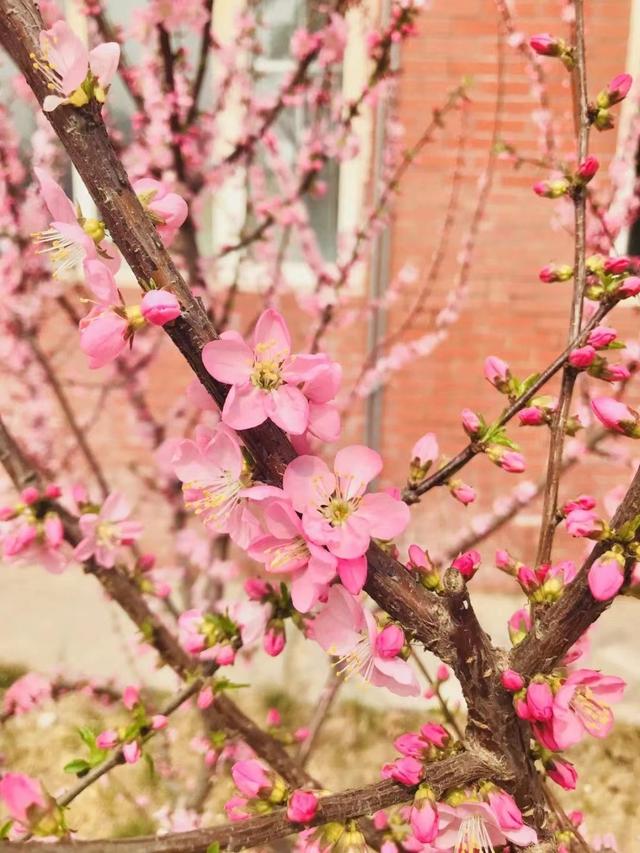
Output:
[{"xmin": 0, "ymin": 670, "xmax": 637, "ymax": 849}]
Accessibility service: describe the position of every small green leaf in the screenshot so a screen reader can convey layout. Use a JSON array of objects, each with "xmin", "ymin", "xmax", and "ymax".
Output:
[
  {"xmin": 0, "ymin": 820, "xmax": 13, "ymax": 839},
  {"xmin": 64, "ymin": 759, "xmax": 91, "ymax": 776},
  {"xmin": 207, "ymin": 843, "xmax": 221, "ymax": 853}
]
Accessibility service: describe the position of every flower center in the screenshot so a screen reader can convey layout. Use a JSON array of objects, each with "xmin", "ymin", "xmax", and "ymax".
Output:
[
  {"xmin": 183, "ymin": 471, "xmax": 242, "ymax": 528},
  {"xmin": 250, "ymin": 360, "xmax": 282, "ymax": 391},
  {"xmin": 82, "ymin": 218, "xmax": 106, "ymax": 243},
  {"xmin": 264, "ymin": 537, "xmax": 309, "ymax": 571},
  {"xmin": 323, "ymin": 497, "xmax": 354, "ymax": 526},
  {"xmin": 96, "ymin": 521, "xmax": 117, "ymax": 547},
  {"xmin": 455, "ymin": 814, "xmax": 495, "ymax": 853},
  {"xmin": 571, "ymin": 686, "xmax": 610, "ymax": 728},
  {"xmin": 32, "ymin": 227, "xmax": 86, "ymax": 277}
]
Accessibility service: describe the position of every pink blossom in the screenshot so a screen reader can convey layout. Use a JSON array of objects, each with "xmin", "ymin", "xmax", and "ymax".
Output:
[
  {"xmin": 483, "ymin": 356, "xmax": 510, "ymax": 389},
  {"xmin": 603, "ymin": 73, "xmax": 633, "ymax": 105},
  {"xmin": 140, "ymin": 290, "xmax": 181, "ymax": 326},
  {"xmin": 526, "ymin": 681, "xmax": 554, "ymax": 721},
  {"xmin": 224, "ymin": 795, "xmax": 251, "ymax": 822},
  {"xmin": 0, "ymin": 773, "xmax": 47, "ymax": 827},
  {"xmin": 133, "ymin": 178, "xmax": 188, "ymax": 245},
  {"xmin": 519, "ymin": 406, "xmax": 545, "ymax": 425},
  {"xmin": 529, "ymin": 33, "xmax": 562, "ymax": 56},
  {"xmin": 74, "ymin": 492, "xmax": 143, "ymax": 568},
  {"xmin": 420, "ymin": 723, "xmax": 450, "ymax": 748},
  {"xmin": 588, "ymin": 326, "xmax": 617, "ymax": 348},
  {"xmin": 618, "ymin": 275, "xmax": 640, "ymax": 297},
  {"xmin": 489, "ymin": 448, "xmax": 526, "ymax": 473},
  {"xmin": 36, "ymin": 21, "xmax": 119, "ymax": 112},
  {"xmin": 588, "ymin": 558, "xmax": 624, "ymax": 600},
  {"xmin": 79, "ymin": 306, "xmax": 129, "ymax": 369},
  {"xmin": 123, "ymin": 741, "xmax": 141, "ymax": 764},
  {"xmin": 287, "ymin": 790, "xmax": 318, "ymax": 824},
  {"xmin": 450, "ymin": 481, "xmax": 476, "ymax": 505},
  {"xmin": 33, "ymin": 168, "xmax": 119, "ymax": 278},
  {"xmin": 266, "ymin": 708, "xmax": 281, "ymax": 727},
  {"xmin": 249, "ymin": 497, "xmax": 337, "ymax": 612},
  {"xmin": 546, "ymin": 757, "xmax": 578, "ymax": 790},
  {"xmin": 96, "ymin": 730, "xmax": 119, "ymax": 749},
  {"xmin": 437, "ymin": 796, "xmax": 536, "ymax": 850},
  {"xmin": 461, "ymin": 408, "xmax": 482, "ymax": 437},
  {"xmin": 380, "ymin": 756, "xmax": 424, "ymax": 786},
  {"xmin": 231, "ymin": 759, "xmax": 272, "ymax": 798},
  {"xmin": 313, "ymin": 586, "xmax": 419, "ymax": 696},
  {"xmin": 202, "ymin": 309, "xmax": 320, "ymax": 434},
  {"xmin": 3, "ymin": 673, "xmax": 51, "ymax": 716},
  {"xmin": 410, "ymin": 797, "xmax": 438, "ymax": 844},
  {"xmin": 264, "ymin": 621, "xmax": 286, "ymax": 657},
  {"xmin": 539, "ymin": 263, "xmax": 573, "ymax": 283},
  {"xmin": 565, "ymin": 508, "xmax": 602, "ymax": 538},
  {"xmin": 604, "ymin": 257, "xmax": 631, "ymax": 275},
  {"xmin": 172, "ymin": 425, "xmax": 265, "ymax": 548},
  {"xmin": 123, "ymin": 685, "xmax": 140, "ymax": 710},
  {"xmin": 576, "ymin": 155, "xmax": 599, "ymax": 183},
  {"xmin": 411, "ymin": 433, "xmax": 439, "ymax": 467},
  {"xmin": 501, "ymin": 669, "xmax": 524, "ymax": 692},
  {"xmin": 562, "ymin": 494, "xmax": 596, "ymax": 513},
  {"xmin": 591, "ymin": 397, "xmax": 639, "ymax": 435},
  {"xmin": 569, "ymin": 345, "xmax": 596, "ymax": 368},
  {"xmin": 451, "ymin": 549, "xmax": 480, "ymax": 580},
  {"xmin": 283, "ymin": 447, "xmax": 409, "ymax": 559},
  {"xmin": 541, "ymin": 668, "xmax": 625, "ymax": 749}
]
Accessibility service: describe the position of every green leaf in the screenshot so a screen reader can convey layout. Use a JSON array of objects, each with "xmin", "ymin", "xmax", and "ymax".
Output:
[
  {"xmin": 207, "ymin": 844, "xmax": 221, "ymax": 853},
  {"xmin": 143, "ymin": 751, "xmax": 155, "ymax": 779},
  {"xmin": 0, "ymin": 820, "xmax": 13, "ymax": 839},
  {"xmin": 64, "ymin": 759, "xmax": 91, "ymax": 776},
  {"xmin": 519, "ymin": 372, "xmax": 541, "ymax": 395},
  {"xmin": 77, "ymin": 726, "xmax": 97, "ymax": 749}
]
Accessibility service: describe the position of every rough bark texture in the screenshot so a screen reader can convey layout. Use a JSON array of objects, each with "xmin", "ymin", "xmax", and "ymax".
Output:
[{"xmin": 0, "ymin": 754, "xmax": 492, "ymax": 852}]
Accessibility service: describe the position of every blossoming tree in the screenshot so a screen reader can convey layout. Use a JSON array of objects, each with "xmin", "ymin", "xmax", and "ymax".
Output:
[{"xmin": 0, "ymin": 0, "xmax": 638, "ymax": 850}]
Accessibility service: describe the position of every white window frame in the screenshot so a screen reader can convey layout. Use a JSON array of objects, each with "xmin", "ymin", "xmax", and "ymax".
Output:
[{"xmin": 64, "ymin": 0, "xmax": 374, "ymax": 296}]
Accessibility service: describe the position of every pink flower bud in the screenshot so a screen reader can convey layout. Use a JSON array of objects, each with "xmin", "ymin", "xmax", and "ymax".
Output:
[
  {"xmin": 587, "ymin": 326, "xmax": 617, "ymax": 348},
  {"xmin": 588, "ymin": 558, "xmax": 624, "ymax": 600},
  {"xmin": 451, "ymin": 549, "xmax": 480, "ymax": 579},
  {"xmin": 496, "ymin": 549, "xmax": 515, "ymax": 571},
  {"xmin": 123, "ymin": 741, "xmax": 141, "ymax": 764},
  {"xmin": 603, "ymin": 364, "xmax": 631, "ymax": 383},
  {"xmin": 44, "ymin": 484, "xmax": 62, "ymax": 499},
  {"xmin": 136, "ymin": 552, "xmax": 156, "ymax": 571},
  {"xmin": 436, "ymin": 664, "xmax": 449, "ymax": 682},
  {"xmin": 197, "ymin": 685, "xmax": 214, "ymax": 709},
  {"xmin": 514, "ymin": 696, "xmax": 531, "ymax": 720},
  {"xmin": 569, "ymin": 345, "xmax": 597, "ymax": 368},
  {"xmin": 562, "ymin": 494, "xmax": 596, "ymax": 514},
  {"xmin": 151, "ymin": 715, "xmax": 168, "ymax": 731},
  {"xmin": 20, "ymin": 487, "xmax": 40, "ymax": 505},
  {"xmin": 484, "ymin": 355, "xmax": 510, "ymax": 389},
  {"xmin": 488, "ymin": 791, "xmax": 527, "ymax": 832},
  {"xmin": 266, "ymin": 708, "xmax": 282, "ymax": 727},
  {"xmin": 287, "ymin": 789, "xmax": 318, "ymax": 824},
  {"xmin": 264, "ymin": 622, "xmax": 286, "ymax": 657},
  {"xmin": 501, "ymin": 669, "xmax": 524, "ymax": 692},
  {"xmin": 232, "ymin": 759, "xmax": 272, "ymax": 798},
  {"xmin": 140, "ymin": 290, "xmax": 181, "ymax": 326},
  {"xmin": 394, "ymin": 733, "xmax": 426, "ymax": 757},
  {"xmin": 373, "ymin": 811, "xmax": 389, "ymax": 831},
  {"xmin": 526, "ymin": 681, "xmax": 554, "ymax": 721},
  {"xmin": 529, "ymin": 33, "xmax": 562, "ymax": 56},
  {"xmin": 123, "ymin": 685, "xmax": 140, "ymax": 710},
  {"xmin": 375, "ymin": 624, "xmax": 405, "ymax": 659},
  {"xmin": 419, "ymin": 723, "xmax": 449, "ymax": 748},
  {"xmin": 517, "ymin": 565, "xmax": 537, "ymax": 591},
  {"xmin": 244, "ymin": 577, "xmax": 271, "ymax": 600},
  {"xmin": 547, "ymin": 758, "xmax": 578, "ymax": 790},
  {"xmin": 215, "ymin": 645, "xmax": 236, "ymax": 666},
  {"xmin": 539, "ymin": 263, "xmax": 573, "ymax": 283},
  {"xmin": 604, "ymin": 257, "xmax": 630, "ymax": 275},
  {"xmin": 410, "ymin": 797, "xmax": 438, "ymax": 844},
  {"xmin": 591, "ymin": 396, "xmax": 639, "ymax": 435},
  {"xmin": 294, "ymin": 727, "xmax": 309, "ymax": 742},
  {"xmin": 96, "ymin": 729, "xmax": 119, "ymax": 749},
  {"xmin": 497, "ymin": 450, "xmax": 526, "ymax": 473},
  {"xmin": 450, "ymin": 481, "xmax": 476, "ymax": 505},
  {"xmin": 565, "ymin": 508, "xmax": 601, "ymax": 538},
  {"xmin": 461, "ymin": 408, "xmax": 482, "ymax": 437},
  {"xmin": 44, "ymin": 514, "xmax": 64, "ymax": 548},
  {"xmin": 411, "ymin": 432, "xmax": 439, "ymax": 467},
  {"xmin": 380, "ymin": 756, "xmax": 424, "ymax": 786},
  {"xmin": 576, "ymin": 155, "xmax": 599, "ymax": 183},
  {"xmin": 508, "ymin": 607, "xmax": 531, "ymax": 645},
  {"xmin": 618, "ymin": 275, "xmax": 640, "ymax": 297},
  {"xmin": 0, "ymin": 773, "xmax": 47, "ymax": 825},
  {"xmin": 602, "ymin": 72, "xmax": 633, "ymax": 106},
  {"xmin": 519, "ymin": 406, "xmax": 545, "ymax": 426}
]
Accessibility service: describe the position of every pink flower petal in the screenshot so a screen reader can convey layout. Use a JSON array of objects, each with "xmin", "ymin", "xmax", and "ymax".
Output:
[
  {"xmin": 357, "ymin": 492, "xmax": 410, "ymax": 540},
  {"xmin": 202, "ymin": 338, "xmax": 253, "ymax": 384},
  {"xmin": 253, "ymin": 308, "xmax": 291, "ymax": 360},
  {"xmin": 283, "ymin": 455, "xmax": 335, "ymax": 512},
  {"xmin": 334, "ymin": 445, "xmax": 382, "ymax": 499},
  {"xmin": 222, "ymin": 384, "xmax": 268, "ymax": 429},
  {"xmin": 264, "ymin": 385, "xmax": 309, "ymax": 434},
  {"xmin": 89, "ymin": 42, "xmax": 120, "ymax": 86}
]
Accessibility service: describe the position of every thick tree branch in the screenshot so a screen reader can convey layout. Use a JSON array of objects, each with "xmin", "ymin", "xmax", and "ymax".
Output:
[{"xmin": 0, "ymin": 754, "xmax": 492, "ymax": 853}]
